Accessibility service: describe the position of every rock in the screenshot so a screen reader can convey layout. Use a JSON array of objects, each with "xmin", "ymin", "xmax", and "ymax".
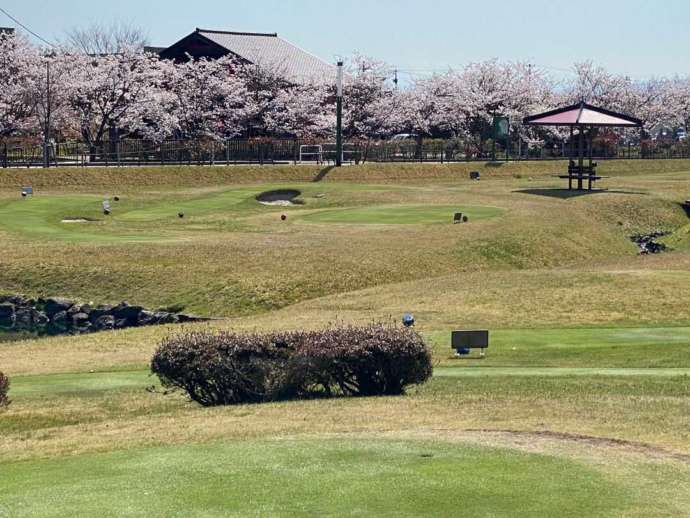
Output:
[
  {"xmin": 114, "ymin": 318, "xmax": 129, "ymax": 329},
  {"xmin": 14, "ymin": 307, "xmax": 36, "ymax": 328},
  {"xmin": 160, "ymin": 313, "xmax": 180, "ymax": 324},
  {"xmin": 0, "ymin": 303, "xmax": 15, "ymax": 320},
  {"xmin": 0, "ymin": 303, "xmax": 15, "ymax": 328},
  {"xmin": 113, "ymin": 303, "xmax": 144, "ymax": 324},
  {"xmin": 177, "ymin": 314, "xmax": 201, "ymax": 323},
  {"xmin": 137, "ymin": 310, "xmax": 156, "ymax": 326},
  {"xmin": 67, "ymin": 305, "xmax": 82, "ymax": 316},
  {"xmin": 51, "ymin": 310, "xmax": 69, "ymax": 327},
  {"xmin": 35, "ymin": 312, "xmax": 49, "ymax": 327},
  {"xmin": 45, "ymin": 297, "xmax": 73, "ymax": 317},
  {"xmin": 94, "ymin": 315, "xmax": 116, "ymax": 331},
  {"xmin": 89, "ymin": 305, "xmax": 114, "ymax": 323},
  {"xmin": 72, "ymin": 312, "xmax": 91, "ymax": 328},
  {"xmin": 8, "ymin": 294, "xmax": 30, "ymax": 307}
]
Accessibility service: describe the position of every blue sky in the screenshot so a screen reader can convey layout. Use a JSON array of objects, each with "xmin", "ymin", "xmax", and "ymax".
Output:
[{"xmin": 2, "ymin": 0, "xmax": 689, "ymax": 80}]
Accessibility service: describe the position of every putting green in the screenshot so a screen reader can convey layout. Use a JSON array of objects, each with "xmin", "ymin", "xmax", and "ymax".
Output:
[
  {"xmin": 0, "ymin": 439, "xmax": 646, "ymax": 517},
  {"xmin": 0, "ymin": 189, "xmax": 267, "ymax": 242},
  {"xmin": 301, "ymin": 204, "xmax": 502, "ymax": 225}
]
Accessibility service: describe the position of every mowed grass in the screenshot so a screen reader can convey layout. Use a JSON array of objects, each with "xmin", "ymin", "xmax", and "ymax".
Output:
[
  {"xmin": 2, "ymin": 438, "xmax": 687, "ymax": 518},
  {"xmin": 301, "ymin": 204, "xmax": 502, "ymax": 225},
  {"xmin": 2, "ymin": 160, "xmax": 690, "ymax": 516},
  {"xmin": 3, "ymin": 325, "xmax": 690, "ymax": 377}
]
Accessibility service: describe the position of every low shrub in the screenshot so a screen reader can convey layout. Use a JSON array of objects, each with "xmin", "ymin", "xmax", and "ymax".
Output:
[
  {"xmin": 293, "ymin": 325, "xmax": 433, "ymax": 397},
  {"xmin": 0, "ymin": 371, "xmax": 9, "ymax": 407},
  {"xmin": 151, "ymin": 324, "xmax": 432, "ymax": 406}
]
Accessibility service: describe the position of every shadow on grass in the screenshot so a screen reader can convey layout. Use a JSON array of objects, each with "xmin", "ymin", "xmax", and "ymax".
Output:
[
  {"xmin": 679, "ymin": 201, "xmax": 690, "ymax": 219},
  {"xmin": 513, "ymin": 188, "xmax": 646, "ymax": 199},
  {"xmin": 312, "ymin": 166, "xmax": 336, "ymax": 182}
]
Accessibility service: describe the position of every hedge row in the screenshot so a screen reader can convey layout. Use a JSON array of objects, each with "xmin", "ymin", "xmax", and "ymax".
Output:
[{"xmin": 150, "ymin": 324, "xmax": 433, "ymax": 406}]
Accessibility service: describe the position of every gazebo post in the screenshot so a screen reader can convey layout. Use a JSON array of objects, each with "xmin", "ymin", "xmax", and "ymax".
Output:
[
  {"xmin": 569, "ymin": 127, "xmax": 574, "ymax": 190},
  {"xmin": 588, "ymin": 127, "xmax": 594, "ymax": 190}
]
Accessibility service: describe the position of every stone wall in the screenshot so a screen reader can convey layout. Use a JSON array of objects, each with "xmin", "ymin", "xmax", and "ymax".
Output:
[{"xmin": 0, "ymin": 295, "xmax": 206, "ymax": 336}]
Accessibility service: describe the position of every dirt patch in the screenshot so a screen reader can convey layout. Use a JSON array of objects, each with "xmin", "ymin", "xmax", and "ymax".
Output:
[{"xmin": 463, "ymin": 429, "xmax": 690, "ymax": 462}]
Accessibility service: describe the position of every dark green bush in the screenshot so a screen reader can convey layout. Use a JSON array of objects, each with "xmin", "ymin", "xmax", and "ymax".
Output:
[
  {"xmin": 151, "ymin": 324, "xmax": 432, "ymax": 406},
  {"xmin": 0, "ymin": 371, "xmax": 9, "ymax": 407}
]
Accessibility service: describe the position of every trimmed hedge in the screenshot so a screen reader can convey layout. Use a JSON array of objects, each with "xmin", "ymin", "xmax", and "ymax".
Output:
[
  {"xmin": 0, "ymin": 371, "xmax": 9, "ymax": 407},
  {"xmin": 151, "ymin": 324, "xmax": 432, "ymax": 406}
]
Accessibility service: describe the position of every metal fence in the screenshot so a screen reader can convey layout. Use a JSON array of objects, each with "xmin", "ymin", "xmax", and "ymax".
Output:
[{"xmin": 3, "ymin": 138, "xmax": 690, "ymax": 168}]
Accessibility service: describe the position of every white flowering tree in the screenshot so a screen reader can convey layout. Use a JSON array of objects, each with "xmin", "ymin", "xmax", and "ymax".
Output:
[
  {"xmin": 2, "ymin": 29, "xmax": 690, "ymax": 159},
  {"xmin": 0, "ymin": 32, "xmax": 39, "ymax": 137},
  {"xmin": 166, "ymin": 55, "xmax": 254, "ymax": 140},
  {"xmin": 342, "ymin": 54, "xmax": 403, "ymax": 139},
  {"xmin": 64, "ymin": 49, "xmax": 165, "ymax": 156},
  {"xmin": 264, "ymin": 82, "xmax": 334, "ymax": 138}
]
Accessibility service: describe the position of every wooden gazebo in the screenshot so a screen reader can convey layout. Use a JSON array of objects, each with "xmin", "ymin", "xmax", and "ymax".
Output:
[{"xmin": 523, "ymin": 102, "xmax": 642, "ymax": 190}]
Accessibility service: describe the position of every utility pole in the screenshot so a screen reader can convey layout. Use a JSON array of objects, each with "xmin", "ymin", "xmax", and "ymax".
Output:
[
  {"xmin": 336, "ymin": 61, "xmax": 343, "ymax": 167},
  {"xmin": 43, "ymin": 60, "xmax": 51, "ymax": 168}
]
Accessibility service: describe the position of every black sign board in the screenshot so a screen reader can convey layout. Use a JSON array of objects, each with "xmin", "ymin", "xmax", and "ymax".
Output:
[{"xmin": 451, "ymin": 330, "xmax": 489, "ymax": 350}]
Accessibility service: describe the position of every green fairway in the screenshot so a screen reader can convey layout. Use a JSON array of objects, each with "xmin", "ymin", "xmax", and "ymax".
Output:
[
  {"xmin": 301, "ymin": 203, "xmax": 502, "ymax": 225},
  {"xmin": 428, "ymin": 326, "xmax": 690, "ymax": 367},
  {"xmin": 8, "ymin": 370, "xmax": 157, "ymax": 397},
  {"xmin": 1, "ymin": 438, "xmax": 686, "ymax": 518},
  {"xmin": 434, "ymin": 367, "xmax": 690, "ymax": 377}
]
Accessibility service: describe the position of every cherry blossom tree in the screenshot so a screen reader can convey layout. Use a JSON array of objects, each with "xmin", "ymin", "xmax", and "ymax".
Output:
[
  {"xmin": 669, "ymin": 77, "xmax": 690, "ymax": 130},
  {"xmin": 3, "ymin": 30, "xmax": 690, "ymax": 154},
  {"xmin": 264, "ymin": 82, "xmax": 334, "ymax": 138},
  {"xmin": 342, "ymin": 54, "xmax": 403, "ymax": 139},
  {"xmin": 400, "ymin": 74, "xmax": 451, "ymax": 138},
  {"xmin": 0, "ymin": 32, "xmax": 38, "ymax": 137},
  {"xmin": 166, "ymin": 55, "xmax": 254, "ymax": 140},
  {"xmin": 64, "ymin": 49, "xmax": 165, "ymax": 153}
]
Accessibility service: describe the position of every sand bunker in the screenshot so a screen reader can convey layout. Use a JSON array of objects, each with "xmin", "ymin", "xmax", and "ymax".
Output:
[
  {"xmin": 61, "ymin": 217, "xmax": 98, "ymax": 223},
  {"xmin": 256, "ymin": 189, "xmax": 304, "ymax": 206}
]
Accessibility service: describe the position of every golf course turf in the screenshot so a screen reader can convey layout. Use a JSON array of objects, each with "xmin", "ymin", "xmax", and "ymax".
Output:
[{"xmin": 1, "ymin": 160, "xmax": 689, "ymax": 516}]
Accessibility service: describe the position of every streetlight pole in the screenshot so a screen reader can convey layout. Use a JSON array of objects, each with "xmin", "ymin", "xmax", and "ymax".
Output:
[
  {"xmin": 44, "ymin": 60, "xmax": 51, "ymax": 168},
  {"xmin": 336, "ymin": 61, "xmax": 343, "ymax": 167}
]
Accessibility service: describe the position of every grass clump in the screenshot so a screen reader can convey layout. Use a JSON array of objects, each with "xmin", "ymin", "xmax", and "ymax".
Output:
[{"xmin": 151, "ymin": 324, "xmax": 432, "ymax": 406}]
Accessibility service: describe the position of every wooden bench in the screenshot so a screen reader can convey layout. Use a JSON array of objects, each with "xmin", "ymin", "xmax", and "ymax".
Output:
[
  {"xmin": 452, "ymin": 330, "xmax": 489, "ymax": 357},
  {"xmin": 557, "ymin": 175, "xmax": 608, "ymax": 181}
]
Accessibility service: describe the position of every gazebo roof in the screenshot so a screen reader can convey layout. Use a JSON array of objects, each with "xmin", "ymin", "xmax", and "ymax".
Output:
[{"xmin": 523, "ymin": 102, "xmax": 642, "ymax": 127}]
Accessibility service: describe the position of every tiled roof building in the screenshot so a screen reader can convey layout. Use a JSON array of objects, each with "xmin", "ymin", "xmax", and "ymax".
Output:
[{"xmin": 158, "ymin": 28, "xmax": 335, "ymax": 84}]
